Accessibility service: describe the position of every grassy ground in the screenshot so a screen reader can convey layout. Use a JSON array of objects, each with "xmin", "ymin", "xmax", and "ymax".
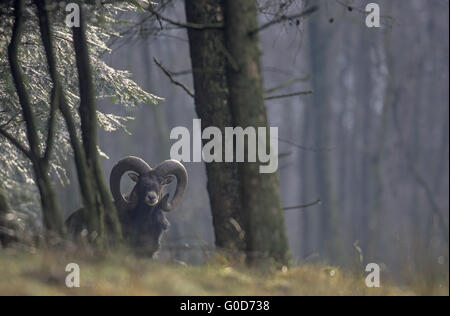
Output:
[{"xmin": 0, "ymin": 249, "xmax": 447, "ymax": 296}]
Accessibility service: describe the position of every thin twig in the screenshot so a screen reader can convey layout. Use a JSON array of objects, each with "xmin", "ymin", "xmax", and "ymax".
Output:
[
  {"xmin": 249, "ymin": 6, "xmax": 319, "ymax": 36},
  {"xmin": 0, "ymin": 127, "xmax": 32, "ymax": 160},
  {"xmin": 392, "ymin": 101, "xmax": 449, "ymax": 242},
  {"xmin": 283, "ymin": 199, "xmax": 322, "ymax": 211},
  {"xmin": 265, "ymin": 76, "xmax": 311, "ymax": 94},
  {"xmin": 0, "ymin": 112, "xmax": 20, "ymax": 128},
  {"xmin": 265, "ymin": 90, "xmax": 313, "ymax": 100},
  {"xmin": 148, "ymin": 6, "xmax": 223, "ymax": 30},
  {"xmin": 333, "ymin": 0, "xmax": 395, "ymax": 28},
  {"xmin": 171, "ymin": 69, "xmax": 192, "ymax": 76},
  {"xmin": 154, "ymin": 58, "xmax": 195, "ymax": 99},
  {"xmin": 278, "ymin": 137, "xmax": 335, "ymax": 153}
]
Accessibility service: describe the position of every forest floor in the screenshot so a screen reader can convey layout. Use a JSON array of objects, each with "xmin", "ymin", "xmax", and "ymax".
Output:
[{"xmin": 0, "ymin": 249, "xmax": 447, "ymax": 296}]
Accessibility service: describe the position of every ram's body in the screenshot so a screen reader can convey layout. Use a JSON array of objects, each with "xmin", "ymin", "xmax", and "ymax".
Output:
[
  {"xmin": 65, "ymin": 157, "xmax": 187, "ymax": 258},
  {"xmin": 66, "ymin": 200, "xmax": 169, "ymax": 257},
  {"xmin": 119, "ymin": 201, "xmax": 169, "ymax": 257}
]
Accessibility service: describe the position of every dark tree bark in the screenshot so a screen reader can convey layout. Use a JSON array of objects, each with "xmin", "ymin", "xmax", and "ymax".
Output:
[
  {"xmin": 222, "ymin": 0, "xmax": 289, "ymax": 264},
  {"xmin": 0, "ymin": 188, "xmax": 8, "ymax": 214},
  {"xmin": 33, "ymin": 0, "xmax": 100, "ymax": 239},
  {"xmin": 5, "ymin": 0, "xmax": 65, "ymax": 237},
  {"xmin": 71, "ymin": 3, "xmax": 122, "ymax": 243},
  {"xmin": 0, "ymin": 183, "xmax": 11, "ymax": 247},
  {"xmin": 185, "ymin": 0, "xmax": 246, "ymax": 254}
]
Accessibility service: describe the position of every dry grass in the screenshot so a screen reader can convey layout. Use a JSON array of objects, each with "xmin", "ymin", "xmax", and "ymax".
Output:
[{"xmin": 0, "ymin": 249, "xmax": 447, "ymax": 296}]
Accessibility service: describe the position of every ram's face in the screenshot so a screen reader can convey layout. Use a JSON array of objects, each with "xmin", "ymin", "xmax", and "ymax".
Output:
[{"xmin": 129, "ymin": 172, "xmax": 174, "ymax": 207}]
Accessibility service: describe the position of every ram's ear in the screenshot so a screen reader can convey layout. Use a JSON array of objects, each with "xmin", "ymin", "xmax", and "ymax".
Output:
[
  {"xmin": 161, "ymin": 175, "xmax": 175, "ymax": 186},
  {"xmin": 128, "ymin": 172, "xmax": 140, "ymax": 183}
]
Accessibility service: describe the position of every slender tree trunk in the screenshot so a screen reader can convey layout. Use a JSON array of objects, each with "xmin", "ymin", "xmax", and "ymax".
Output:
[
  {"xmin": 368, "ymin": 64, "xmax": 390, "ymax": 262},
  {"xmin": 308, "ymin": 14, "xmax": 341, "ymax": 262},
  {"xmin": 410, "ymin": 60, "xmax": 425, "ymax": 265},
  {"xmin": 337, "ymin": 66, "xmax": 350, "ymax": 258},
  {"xmin": 0, "ymin": 183, "xmax": 10, "ymax": 246},
  {"xmin": 34, "ymin": 164, "xmax": 64, "ymax": 233},
  {"xmin": 357, "ymin": 31, "xmax": 373, "ymax": 259},
  {"xmin": 34, "ymin": 0, "xmax": 100, "ymax": 239},
  {"xmin": 0, "ymin": 187, "xmax": 8, "ymax": 214},
  {"xmin": 59, "ymin": 99, "xmax": 100, "ymax": 237},
  {"xmin": 7, "ymin": 0, "xmax": 65, "ymax": 237},
  {"xmin": 185, "ymin": 0, "xmax": 246, "ymax": 254},
  {"xmin": 72, "ymin": 3, "xmax": 122, "ymax": 243},
  {"xmin": 222, "ymin": 0, "xmax": 289, "ymax": 264},
  {"xmin": 299, "ymin": 105, "xmax": 312, "ymax": 259}
]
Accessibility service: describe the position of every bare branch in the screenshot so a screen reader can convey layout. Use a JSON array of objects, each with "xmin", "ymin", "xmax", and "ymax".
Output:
[
  {"xmin": 0, "ymin": 112, "xmax": 20, "ymax": 129},
  {"xmin": 333, "ymin": 0, "xmax": 395, "ymax": 28},
  {"xmin": 0, "ymin": 127, "xmax": 32, "ymax": 160},
  {"xmin": 148, "ymin": 6, "xmax": 223, "ymax": 30},
  {"xmin": 265, "ymin": 76, "xmax": 311, "ymax": 94},
  {"xmin": 278, "ymin": 137, "xmax": 335, "ymax": 153},
  {"xmin": 392, "ymin": 101, "xmax": 449, "ymax": 242},
  {"xmin": 265, "ymin": 90, "xmax": 313, "ymax": 101},
  {"xmin": 154, "ymin": 58, "xmax": 195, "ymax": 99},
  {"xmin": 8, "ymin": 0, "xmax": 41, "ymax": 159},
  {"xmin": 249, "ymin": 6, "xmax": 319, "ymax": 36},
  {"xmin": 284, "ymin": 199, "xmax": 322, "ymax": 211},
  {"xmin": 42, "ymin": 84, "xmax": 59, "ymax": 164},
  {"xmin": 171, "ymin": 69, "xmax": 192, "ymax": 76}
]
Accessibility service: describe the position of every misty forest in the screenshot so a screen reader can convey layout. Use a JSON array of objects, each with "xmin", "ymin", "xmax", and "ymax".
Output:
[{"xmin": 0, "ymin": 0, "xmax": 448, "ymax": 296}]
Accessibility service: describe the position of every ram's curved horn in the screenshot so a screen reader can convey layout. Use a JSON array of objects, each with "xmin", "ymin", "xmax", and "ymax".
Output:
[
  {"xmin": 110, "ymin": 156, "xmax": 152, "ymax": 212},
  {"xmin": 154, "ymin": 160, "xmax": 188, "ymax": 212}
]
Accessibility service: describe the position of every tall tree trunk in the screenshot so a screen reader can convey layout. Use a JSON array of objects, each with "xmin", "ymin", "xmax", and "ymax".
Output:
[
  {"xmin": 299, "ymin": 104, "xmax": 312, "ymax": 259},
  {"xmin": 7, "ymin": 0, "xmax": 65, "ymax": 237},
  {"xmin": 0, "ymin": 183, "xmax": 10, "ymax": 247},
  {"xmin": 0, "ymin": 187, "xmax": 8, "ymax": 214},
  {"xmin": 222, "ymin": 0, "xmax": 288, "ymax": 264},
  {"xmin": 185, "ymin": 0, "xmax": 246, "ymax": 255},
  {"xmin": 368, "ymin": 37, "xmax": 391, "ymax": 262},
  {"xmin": 308, "ymin": 14, "xmax": 341, "ymax": 262},
  {"xmin": 337, "ymin": 62, "xmax": 350, "ymax": 259},
  {"xmin": 72, "ymin": 3, "xmax": 122, "ymax": 243},
  {"xmin": 357, "ymin": 30, "xmax": 373, "ymax": 260},
  {"xmin": 34, "ymin": 0, "xmax": 100, "ymax": 240}
]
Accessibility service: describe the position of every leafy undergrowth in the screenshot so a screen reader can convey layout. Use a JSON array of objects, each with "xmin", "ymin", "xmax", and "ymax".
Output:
[{"xmin": 0, "ymin": 250, "xmax": 447, "ymax": 296}]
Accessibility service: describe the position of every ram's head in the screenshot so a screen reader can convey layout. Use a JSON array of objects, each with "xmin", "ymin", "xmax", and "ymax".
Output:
[{"xmin": 109, "ymin": 156, "xmax": 188, "ymax": 213}]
